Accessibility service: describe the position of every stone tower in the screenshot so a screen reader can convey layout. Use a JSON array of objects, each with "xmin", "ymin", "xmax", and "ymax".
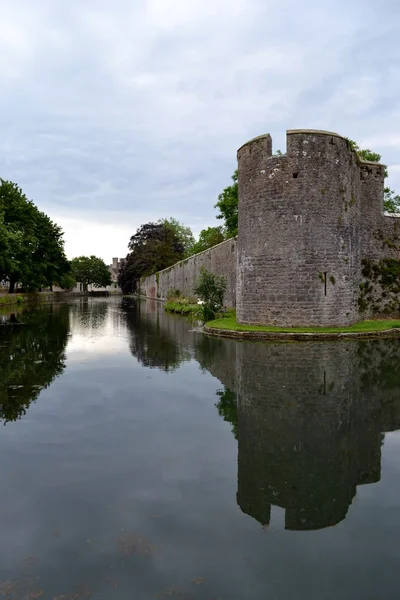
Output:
[{"xmin": 236, "ymin": 130, "xmax": 367, "ymax": 327}]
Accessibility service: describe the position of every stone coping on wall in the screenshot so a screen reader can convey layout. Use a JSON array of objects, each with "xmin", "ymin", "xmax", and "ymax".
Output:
[
  {"xmin": 237, "ymin": 133, "xmax": 272, "ymax": 152},
  {"xmin": 142, "ymin": 236, "xmax": 237, "ymax": 279},
  {"xmin": 237, "ymin": 128, "xmax": 386, "ymax": 169},
  {"xmin": 204, "ymin": 325, "xmax": 400, "ymax": 342}
]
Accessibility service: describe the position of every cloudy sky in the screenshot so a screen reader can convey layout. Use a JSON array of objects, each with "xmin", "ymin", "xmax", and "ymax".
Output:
[{"xmin": 1, "ymin": 0, "xmax": 399, "ymax": 262}]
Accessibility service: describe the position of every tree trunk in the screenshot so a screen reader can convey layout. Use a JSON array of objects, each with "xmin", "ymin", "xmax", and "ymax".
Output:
[{"xmin": 9, "ymin": 280, "xmax": 15, "ymax": 294}]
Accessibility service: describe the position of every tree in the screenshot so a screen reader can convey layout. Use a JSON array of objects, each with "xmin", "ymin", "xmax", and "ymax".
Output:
[
  {"xmin": 30, "ymin": 211, "xmax": 71, "ymax": 291},
  {"xmin": 0, "ymin": 179, "xmax": 70, "ymax": 292},
  {"xmin": 194, "ymin": 267, "xmax": 227, "ymax": 321},
  {"xmin": 190, "ymin": 226, "xmax": 225, "ymax": 255},
  {"xmin": 159, "ymin": 217, "xmax": 195, "ymax": 257},
  {"xmin": 384, "ymin": 188, "xmax": 400, "ymax": 213},
  {"xmin": 214, "ymin": 170, "xmax": 238, "ymax": 237},
  {"xmin": 346, "ymin": 139, "xmax": 399, "ymax": 213},
  {"xmin": 70, "ymin": 255, "xmax": 112, "ymax": 291},
  {"xmin": 118, "ymin": 222, "xmax": 185, "ymax": 294}
]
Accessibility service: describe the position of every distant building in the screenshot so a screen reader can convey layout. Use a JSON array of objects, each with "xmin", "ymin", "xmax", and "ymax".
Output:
[
  {"xmin": 73, "ymin": 257, "xmax": 126, "ymax": 294},
  {"xmin": 109, "ymin": 257, "xmax": 126, "ymax": 284}
]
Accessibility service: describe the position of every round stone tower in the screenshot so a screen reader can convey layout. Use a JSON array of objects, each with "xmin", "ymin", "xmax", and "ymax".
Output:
[{"xmin": 236, "ymin": 129, "xmax": 363, "ymax": 327}]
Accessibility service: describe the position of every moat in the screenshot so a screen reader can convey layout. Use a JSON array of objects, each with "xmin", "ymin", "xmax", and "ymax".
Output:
[{"xmin": 1, "ymin": 297, "xmax": 400, "ymax": 599}]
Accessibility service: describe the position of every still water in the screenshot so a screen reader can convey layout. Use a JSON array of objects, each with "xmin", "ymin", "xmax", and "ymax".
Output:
[{"xmin": 1, "ymin": 297, "xmax": 400, "ymax": 599}]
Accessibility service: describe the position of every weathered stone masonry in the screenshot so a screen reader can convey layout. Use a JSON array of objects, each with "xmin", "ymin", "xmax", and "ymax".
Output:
[
  {"xmin": 142, "ymin": 238, "xmax": 237, "ymax": 307},
  {"xmin": 143, "ymin": 129, "xmax": 400, "ymax": 326}
]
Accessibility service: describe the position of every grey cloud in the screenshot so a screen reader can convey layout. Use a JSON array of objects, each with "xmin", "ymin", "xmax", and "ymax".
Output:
[{"xmin": 1, "ymin": 0, "xmax": 400, "ymax": 259}]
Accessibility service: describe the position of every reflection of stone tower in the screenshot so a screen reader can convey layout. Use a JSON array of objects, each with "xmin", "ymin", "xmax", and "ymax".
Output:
[
  {"xmin": 236, "ymin": 130, "xmax": 369, "ymax": 327},
  {"xmin": 234, "ymin": 340, "xmax": 385, "ymax": 531}
]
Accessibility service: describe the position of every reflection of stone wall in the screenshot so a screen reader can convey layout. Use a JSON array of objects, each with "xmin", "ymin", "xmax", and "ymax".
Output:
[
  {"xmin": 201, "ymin": 335, "xmax": 400, "ymax": 531},
  {"xmin": 236, "ymin": 342, "xmax": 378, "ymax": 530},
  {"xmin": 128, "ymin": 301, "xmax": 400, "ymax": 531}
]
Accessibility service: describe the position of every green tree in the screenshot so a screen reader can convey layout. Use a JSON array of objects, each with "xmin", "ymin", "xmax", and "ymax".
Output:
[
  {"xmin": 159, "ymin": 217, "xmax": 195, "ymax": 257},
  {"xmin": 214, "ymin": 170, "xmax": 238, "ymax": 237},
  {"xmin": 30, "ymin": 211, "xmax": 71, "ymax": 291},
  {"xmin": 70, "ymin": 255, "xmax": 112, "ymax": 291},
  {"xmin": 194, "ymin": 267, "xmax": 227, "ymax": 321},
  {"xmin": 58, "ymin": 272, "xmax": 76, "ymax": 290},
  {"xmin": 384, "ymin": 189, "xmax": 400, "ymax": 213},
  {"xmin": 190, "ymin": 226, "xmax": 225, "ymax": 255},
  {"xmin": 0, "ymin": 179, "xmax": 69, "ymax": 292},
  {"xmin": 118, "ymin": 222, "xmax": 185, "ymax": 294},
  {"xmin": 347, "ymin": 139, "xmax": 399, "ymax": 213}
]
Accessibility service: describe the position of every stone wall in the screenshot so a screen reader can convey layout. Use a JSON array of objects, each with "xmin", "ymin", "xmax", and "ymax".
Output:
[
  {"xmin": 142, "ymin": 128, "xmax": 400, "ymax": 326},
  {"xmin": 141, "ymin": 238, "xmax": 237, "ymax": 307},
  {"xmin": 237, "ymin": 130, "xmax": 367, "ymax": 327}
]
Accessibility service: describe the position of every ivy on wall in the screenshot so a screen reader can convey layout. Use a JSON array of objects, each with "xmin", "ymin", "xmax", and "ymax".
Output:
[
  {"xmin": 374, "ymin": 227, "xmax": 400, "ymax": 251},
  {"xmin": 359, "ymin": 258, "xmax": 400, "ymax": 314}
]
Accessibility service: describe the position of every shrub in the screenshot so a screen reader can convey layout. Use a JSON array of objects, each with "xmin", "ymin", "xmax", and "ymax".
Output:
[
  {"xmin": 165, "ymin": 300, "xmax": 197, "ymax": 315},
  {"xmin": 193, "ymin": 267, "xmax": 227, "ymax": 322},
  {"xmin": 167, "ymin": 288, "xmax": 181, "ymax": 299}
]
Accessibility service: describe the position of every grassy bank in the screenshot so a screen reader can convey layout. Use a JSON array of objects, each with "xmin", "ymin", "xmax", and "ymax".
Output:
[
  {"xmin": 165, "ymin": 300, "xmax": 198, "ymax": 316},
  {"xmin": 0, "ymin": 291, "xmax": 66, "ymax": 308},
  {"xmin": 206, "ymin": 314, "xmax": 400, "ymax": 334}
]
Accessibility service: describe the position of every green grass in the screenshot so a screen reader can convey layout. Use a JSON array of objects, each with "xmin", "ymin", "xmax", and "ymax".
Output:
[
  {"xmin": 0, "ymin": 294, "xmax": 25, "ymax": 306},
  {"xmin": 206, "ymin": 315, "xmax": 400, "ymax": 333},
  {"xmin": 165, "ymin": 300, "xmax": 198, "ymax": 316}
]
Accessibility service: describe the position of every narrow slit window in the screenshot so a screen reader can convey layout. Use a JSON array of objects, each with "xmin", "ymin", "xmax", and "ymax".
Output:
[
  {"xmin": 293, "ymin": 172, "xmax": 299, "ymax": 179},
  {"xmin": 324, "ymin": 272, "xmax": 328, "ymax": 296}
]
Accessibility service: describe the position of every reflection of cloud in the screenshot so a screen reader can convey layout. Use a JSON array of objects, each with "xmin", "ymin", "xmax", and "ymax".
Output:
[
  {"xmin": 1, "ymin": 0, "xmax": 399, "ymax": 260},
  {"xmin": 66, "ymin": 333, "xmax": 129, "ymax": 362},
  {"xmin": 67, "ymin": 300, "xmax": 130, "ymax": 361}
]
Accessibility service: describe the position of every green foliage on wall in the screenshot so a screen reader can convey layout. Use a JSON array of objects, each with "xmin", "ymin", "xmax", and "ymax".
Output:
[{"xmin": 359, "ymin": 258, "xmax": 400, "ymax": 314}]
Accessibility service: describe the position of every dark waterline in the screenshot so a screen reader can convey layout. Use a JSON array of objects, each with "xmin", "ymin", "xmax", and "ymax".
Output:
[{"xmin": 1, "ymin": 297, "xmax": 400, "ymax": 599}]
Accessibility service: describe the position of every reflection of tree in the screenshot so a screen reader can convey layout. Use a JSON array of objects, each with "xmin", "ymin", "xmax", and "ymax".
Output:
[
  {"xmin": 69, "ymin": 298, "xmax": 109, "ymax": 333},
  {"xmin": 0, "ymin": 305, "xmax": 70, "ymax": 424},
  {"xmin": 215, "ymin": 387, "xmax": 238, "ymax": 439},
  {"xmin": 123, "ymin": 301, "xmax": 190, "ymax": 372}
]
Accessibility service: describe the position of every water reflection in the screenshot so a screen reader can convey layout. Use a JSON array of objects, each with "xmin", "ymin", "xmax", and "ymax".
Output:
[
  {"xmin": 118, "ymin": 304, "xmax": 400, "ymax": 532},
  {"xmin": 69, "ymin": 297, "xmax": 109, "ymax": 333},
  {"xmin": 122, "ymin": 299, "xmax": 192, "ymax": 372},
  {"xmin": 201, "ymin": 338, "xmax": 400, "ymax": 531},
  {"xmin": 0, "ymin": 305, "xmax": 70, "ymax": 424}
]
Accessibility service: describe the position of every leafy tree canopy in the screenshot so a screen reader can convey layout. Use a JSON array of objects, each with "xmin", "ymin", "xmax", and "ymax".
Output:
[
  {"xmin": 190, "ymin": 226, "xmax": 225, "ymax": 255},
  {"xmin": 70, "ymin": 255, "xmax": 112, "ymax": 291},
  {"xmin": 214, "ymin": 170, "xmax": 238, "ymax": 238},
  {"xmin": 118, "ymin": 222, "xmax": 185, "ymax": 294},
  {"xmin": 0, "ymin": 179, "xmax": 70, "ymax": 292},
  {"xmin": 158, "ymin": 217, "xmax": 195, "ymax": 257},
  {"xmin": 194, "ymin": 266, "xmax": 227, "ymax": 321}
]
